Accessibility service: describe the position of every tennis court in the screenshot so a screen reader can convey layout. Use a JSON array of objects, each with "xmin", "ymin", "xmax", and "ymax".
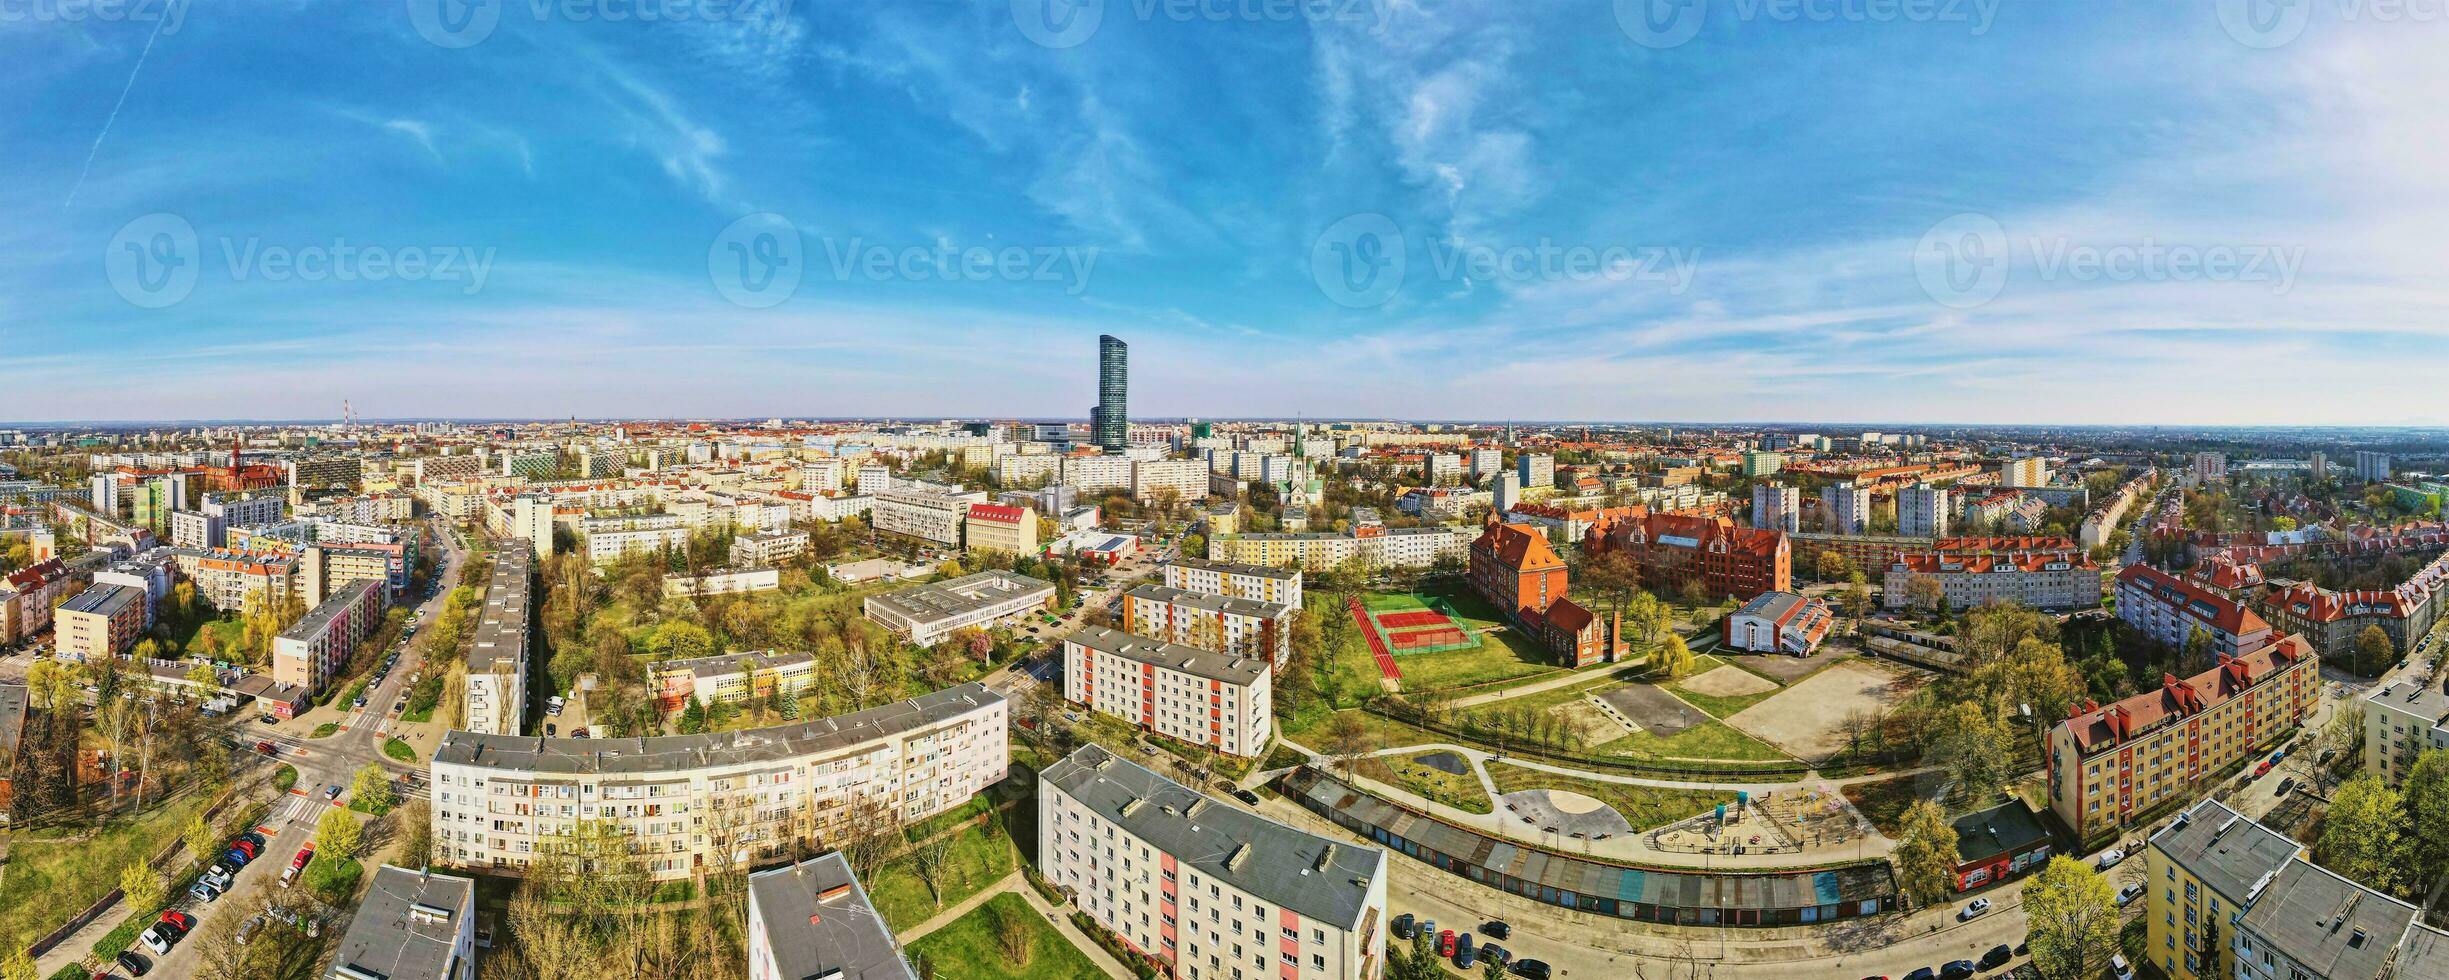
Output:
[{"xmin": 1358, "ymin": 592, "xmax": 1482, "ymax": 656}]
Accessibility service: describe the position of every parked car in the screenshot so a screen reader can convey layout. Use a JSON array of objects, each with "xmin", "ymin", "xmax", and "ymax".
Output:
[
  {"xmin": 2276, "ymin": 777, "xmax": 2297, "ymax": 797},
  {"xmin": 236, "ymin": 915, "xmax": 265, "ymax": 945},
  {"xmin": 1903, "ymin": 969, "xmax": 1936, "ymax": 980},
  {"xmin": 292, "ymin": 843, "xmax": 316, "ymax": 869},
  {"xmin": 1482, "ymin": 919, "xmax": 1511, "ymax": 941},
  {"xmin": 139, "ymin": 923, "xmax": 177, "ymax": 955},
  {"xmin": 115, "ymin": 950, "xmax": 151, "ymax": 976},
  {"xmin": 1978, "ymin": 944, "xmax": 2013, "ymax": 971},
  {"xmin": 1478, "ymin": 944, "xmax": 1509, "ymax": 967},
  {"xmin": 159, "ymin": 911, "xmax": 192, "ymax": 935},
  {"xmin": 1232, "ymin": 789, "xmax": 1261, "ymax": 806},
  {"xmin": 1957, "ymin": 898, "xmax": 1991, "ymax": 921},
  {"xmin": 280, "ymin": 865, "xmax": 301, "ymax": 889},
  {"xmin": 1438, "ymin": 930, "xmax": 1456, "ymax": 957},
  {"xmin": 1456, "ymin": 937, "xmax": 1478, "ymax": 969},
  {"xmin": 1510, "ymin": 960, "xmax": 1551, "ymax": 980},
  {"xmin": 189, "ymin": 879, "xmax": 223, "ymax": 902},
  {"xmin": 1939, "ymin": 961, "xmax": 1976, "ymax": 980},
  {"xmin": 2095, "ymin": 847, "xmax": 2126, "ymax": 870},
  {"xmin": 2110, "ymin": 954, "xmax": 2135, "ymax": 980},
  {"xmin": 1391, "ymin": 913, "xmax": 1415, "ymax": 941},
  {"xmin": 2116, "ymin": 883, "xmax": 2145, "ymax": 907}
]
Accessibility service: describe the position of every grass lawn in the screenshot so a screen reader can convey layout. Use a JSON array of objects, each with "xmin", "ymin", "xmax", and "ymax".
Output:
[
  {"xmin": 0, "ymin": 793, "xmax": 210, "ymax": 951},
  {"xmin": 1357, "ymin": 752, "xmax": 1491, "ymax": 814},
  {"xmin": 381, "ymin": 737, "xmax": 418, "ymax": 762},
  {"xmin": 1591, "ymin": 717, "xmax": 1792, "ymax": 763},
  {"xmin": 1280, "ymin": 708, "xmax": 1447, "ymax": 756},
  {"xmin": 906, "ymin": 892, "xmax": 1103, "ymax": 980},
  {"xmin": 1362, "ymin": 586, "xmax": 1556, "ymax": 692},
  {"xmin": 1484, "ymin": 762, "xmax": 1739, "ymax": 832},
  {"xmin": 866, "ymin": 823, "xmax": 1021, "ymax": 932},
  {"xmin": 309, "ymin": 723, "xmax": 339, "ymax": 738},
  {"xmin": 1664, "ymin": 661, "xmax": 1785, "ymax": 719}
]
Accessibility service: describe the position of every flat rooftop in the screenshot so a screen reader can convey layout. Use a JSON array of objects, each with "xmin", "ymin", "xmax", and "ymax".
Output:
[
  {"xmin": 433, "ymin": 682, "xmax": 1002, "ymax": 776},
  {"xmin": 1065, "ymin": 624, "xmax": 1267, "ymax": 685},
  {"xmin": 747, "ymin": 853, "xmax": 919, "ymax": 980},
  {"xmin": 1125, "ymin": 583, "xmax": 1290, "ymax": 620},
  {"xmin": 1043, "ymin": 745, "xmax": 1382, "ymax": 930},
  {"xmin": 2148, "ymin": 799, "xmax": 2301, "ymax": 903},
  {"xmin": 60, "ymin": 583, "xmax": 143, "ymax": 618},
  {"xmin": 326, "ymin": 865, "xmax": 474, "ymax": 980},
  {"xmin": 468, "ymin": 541, "xmax": 532, "ymax": 674},
  {"xmin": 1166, "ymin": 557, "xmax": 1301, "ymax": 581},
  {"xmin": 2237, "ymin": 859, "xmax": 2415, "ymax": 980},
  {"xmin": 280, "ymin": 579, "xmax": 381, "ymax": 641},
  {"xmin": 864, "ymin": 570, "xmax": 1052, "ymax": 625}
]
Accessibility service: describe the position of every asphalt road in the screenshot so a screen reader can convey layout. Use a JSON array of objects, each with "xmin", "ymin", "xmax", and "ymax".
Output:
[{"xmin": 125, "ymin": 520, "xmax": 464, "ymax": 978}]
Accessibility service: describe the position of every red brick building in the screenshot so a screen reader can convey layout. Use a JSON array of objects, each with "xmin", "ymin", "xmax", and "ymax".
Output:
[
  {"xmin": 1585, "ymin": 511, "xmax": 1791, "ymax": 602},
  {"xmin": 1469, "ymin": 520, "xmax": 1618, "ymax": 667}
]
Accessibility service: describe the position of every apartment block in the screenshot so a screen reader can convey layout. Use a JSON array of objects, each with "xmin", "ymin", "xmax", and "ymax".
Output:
[
  {"xmin": 963, "ymin": 502, "xmax": 1039, "ymax": 556},
  {"xmin": 1123, "ymin": 583, "xmax": 1295, "ymax": 667},
  {"xmin": 2001, "ymin": 457, "xmax": 2049, "ymax": 488},
  {"xmin": 872, "ymin": 483, "xmax": 988, "ymax": 547},
  {"xmin": 2144, "ymin": 799, "xmax": 2303, "ymax": 980},
  {"xmin": 431, "ymin": 683, "xmax": 1007, "ymax": 881},
  {"xmin": 2046, "ymin": 636, "xmax": 2317, "ymax": 842},
  {"xmin": 1751, "ymin": 483, "xmax": 1800, "ymax": 533},
  {"xmin": 271, "ymin": 579, "xmax": 385, "ymax": 693},
  {"xmin": 2115, "ymin": 564, "xmax": 2275, "ymax": 658},
  {"xmin": 1883, "ymin": 550, "xmax": 2101, "ymax": 612},
  {"xmin": 746, "ymin": 854, "xmax": 918, "ymax": 980},
  {"xmin": 864, "ymin": 570, "xmax": 1054, "ymax": 647},
  {"xmin": 2363, "ymin": 678, "xmax": 2449, "ymax": 784},
  {"xmin": 1821, "ymin": 484, "xmax": 1870, "ymax": 535},
  {"xmin": 1133, "ymin": 458, "xmax": 1208, "ymax": 505},
  {"xmin": 327, "ymin": 865, "xmax": 478, "ymax": 980},
  {"xmin": 650, "ymin": 650, "xmax": 818, "ymax": 713},
  {"xmin": 1063, "ymin": 625, "xmax": 1272, "ymax": 758},
  {"xmin": 729, "ymin": 529, "xmax": 810, "ymax": 568},
  {"xmin": 1162, "ymin": 558, "xmax": 1303, "ymax": 610},
  {"xmin": 1039, "ymin": 745, "xmax": 1387, "ymax": 980},
  {"xmin": 463, "ymin": 542, "xmax": 533, "ymax": 737},
  {"xmin": 1897, "ymin": 484, "xmax": 1950, "ymax": 538},
  {"xmin": 55, "ymin": 584, "xmax": 145, "ymax": 660}
]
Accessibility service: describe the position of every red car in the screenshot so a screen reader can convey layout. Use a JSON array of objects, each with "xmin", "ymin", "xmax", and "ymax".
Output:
[
  {"xmin": 292, "ymin": 843, "xmax": 316, "ymax": 870},
  {"xmin": 1438, "ymin": 930, "xmax": 1457, "ymax": 957},
  {"xmin": 2255, "ymin": 760, "xmax": 2274, "ymax": 777},
  {"xmin": 231, "ymin": 840, "xmax": 259, "ymax": 859},
  {"xmin": 158, "ymin": 910, "xmax": 193, "ymax": 934},
  {"xmin": 254, "ymin": 741, "xmax": 276, "ymax": 755}
]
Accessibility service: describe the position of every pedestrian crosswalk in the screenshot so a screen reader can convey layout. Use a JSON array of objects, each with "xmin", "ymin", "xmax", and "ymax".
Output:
[{"xmin": 270, "ymin": 793, "xmax": 328, "ymax": 825}]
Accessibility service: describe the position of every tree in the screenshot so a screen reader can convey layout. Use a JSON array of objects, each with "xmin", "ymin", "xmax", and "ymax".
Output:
[
  {"xmin": 1891, "ymin": 800, "xmax": 1960, "ymax": 907},
  {"xmin": 2, "ymin": 950, "xmax": 35, "ymax": 980},
  {"xmin": 1651, "ymin": 634, "xmax": 1696, "ymax": 681},
  {"xmin": 1815, "ymin": 550, "xmax": 1851, "ymax": 583},
  {"xmin": 1842, "ymin": 572, "xmax": 1873, "ymax": 618},
  {"xmin": 186, "ymin": 660, "xmax": 219, "ymax": 687},
  {"xmin": 2316, "ymin": 772, "xmax": 2407, "ymax": 895},
  {"xmin": 1623, "ymin": 591, "xmax": 1669, "ymax": 647},
  {"xmin": 2024, "ymin": 855, "xmax": 2119, "ymax": 980},
  {"xmin": 1324, "ymin": 712, "xmax": 1370, "ymax": 775},
  {"xmin": 1924, "ymin": 700, "xmax": 2013, "ymax": 799},
  {"xmin": 121, "ymin": 861, "xmax": 166, "ymax": 915},
  {"xmin": 2356, "ymin": 624, "xmax": 2395, "ymax": 676},
  {"xmin": 185, "ymin": 812, "xmax": 221, "ymax": 868},
  {"xmin": 1905, "ymin": 575, "xmax": 1944, "ymax": 616},
  {"xmin": 2400, "ymin": 750, "xmax": 2449, "ymax": 888},
  {"xmin": 317, "ymin": 806, "xmax": 365, "ymax": 859},
  {"xmin": 987, "ymin": 896, "xmax": 1033, "ymax": 966},
  {"xmin": 350, "ymin": 763, "xmax": 397, "ymax": 812}
]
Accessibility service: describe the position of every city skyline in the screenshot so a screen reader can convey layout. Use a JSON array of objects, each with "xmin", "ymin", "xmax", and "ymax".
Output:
[{"xmin": 4, "ymin": 4, "xmax": 2443, "ymax": 425}]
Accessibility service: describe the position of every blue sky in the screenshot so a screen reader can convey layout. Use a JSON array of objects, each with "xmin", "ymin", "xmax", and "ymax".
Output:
[{"xmin": 3, "ymin": 0, "xmax": 2442, "ymax": 425}]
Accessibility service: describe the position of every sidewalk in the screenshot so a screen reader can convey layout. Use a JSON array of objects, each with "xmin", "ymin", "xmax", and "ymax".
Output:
[{"xmin": 897, "ymin": 871, "xmax": 1135, "ymax": 980}]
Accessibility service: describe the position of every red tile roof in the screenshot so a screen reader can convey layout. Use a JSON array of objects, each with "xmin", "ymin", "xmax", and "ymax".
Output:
[
  {"xmin": 2117, "ymin": 563, "xmax": 2272, "ymax": 636},
  {"xmin": 2061, "ymin": 634, "xmax": 2312, "ymax": 753}
]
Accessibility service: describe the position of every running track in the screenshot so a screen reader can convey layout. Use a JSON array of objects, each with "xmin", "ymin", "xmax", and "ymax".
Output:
[{"xmin": 1348, "ymin": 595, "xmax": 1402, "ymax": 680}]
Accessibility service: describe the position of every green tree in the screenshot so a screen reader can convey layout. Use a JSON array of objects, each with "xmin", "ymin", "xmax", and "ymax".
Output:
[
  {"xmin": 1924, "ymin": 700, "xmax": 2012, "ymax": 799},
  {"xmin": 185, "ymin": 812, "xmax": 220, "ymax": 868},
  {"xmin": 317, "ymin": 806, "xmax": 365, "ymax": 859},
  {"xmin": 2024, "ymin": 856, "xmax": 2119, "ymax": 980},
  {"xmin": 185, "ymin": 660, "xmax": 219, "ymax": 687},
  {"xmin": 120, "ymin": 861, "xmax": 166, "ymax": 915},
  {"xmin": 1651, "ymin": 634, "xmax": 1696, "ymax": 681},
  {"xmin": 2317, "ymin": 772, "xmax": 2407, "ymax": 895},
  {"xmin": 350, "ymin": 763, "xmax": 397, "ymax": 812},
  {"xmin": 1842, "ymin": 571, "xmax": 1873, "ymax": 618},
  {"xmin": 1892, "ymin": 800, "xmax": 1960, "ymax": 907},
  {"xmin": 2, "ymin": 949, "xmax": 36, "ymax": 980},
  {"xmin": 2356, "ymin": 624, "xmax": 2395, "ymax": 676},
  {"xmin": 2401, "ymin": 750, "xmax": 2449, "ymax": 885}
]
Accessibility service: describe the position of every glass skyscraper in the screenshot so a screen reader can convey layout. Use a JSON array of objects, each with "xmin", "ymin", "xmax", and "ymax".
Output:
[{"xmin": 1090, "ymin": 334, "xmax": 1127, "ymax": 452}]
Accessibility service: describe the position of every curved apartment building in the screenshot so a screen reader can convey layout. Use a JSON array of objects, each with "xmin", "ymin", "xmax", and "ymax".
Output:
[{"xmin": 429, "ymin": 682, "xmax": 1007, "ymax": 880}]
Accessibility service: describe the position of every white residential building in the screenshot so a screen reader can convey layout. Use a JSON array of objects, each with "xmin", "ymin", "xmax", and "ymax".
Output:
[
  {"xmin": 1162, "ymin": 558, "xmax": 1304, "ymax": 610},
  {"xmin": 872, "ymin": 483, "xmax": 987, "ymax": 547},
  {"xmin": 1751, "ymin": 483, "xmax": 1799, "ymax": 533},
  {"xmin": 1039, "ymin": 745, "xmax": 1388, "ymax": 980},
  {"xmin": 1897, "ymin": 484, "xmax": 1951, "ymax": 538},
  {"xmin": 863, "ymin": 570, "xmax": 1054, "ymax": 647},
  {"xmin": 431, "ymin": 683, "xmax": 1007, "ymax": 882},
  {"xmin": 1062, "ymin": 625, "xmax": 1272, "ymax": 757},
  {"xmin": 1123, "ymin": 583, "xmax": 1295, "ymax": 667}
]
